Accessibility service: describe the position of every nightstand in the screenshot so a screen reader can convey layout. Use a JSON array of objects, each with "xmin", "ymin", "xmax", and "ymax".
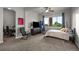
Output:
[{"xmin": 69, "ymin": 33, "xmax": 75, "ymax": 43}]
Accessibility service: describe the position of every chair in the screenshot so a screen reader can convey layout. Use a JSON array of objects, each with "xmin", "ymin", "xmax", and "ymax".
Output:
[
  {"xmin": 4, "ymin": 26, "xmax": 10, "ymax": 37},
  {"xmin": 6, "ymin": 26, "xmax": 9, "ymax": 35},
  {"xmin": 20, "ymin": 27, "xmax": 28, "ymax": 40}
]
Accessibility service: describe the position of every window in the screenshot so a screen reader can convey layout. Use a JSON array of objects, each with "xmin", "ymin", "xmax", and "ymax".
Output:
[
  {"xmin": 52, "ymin": 16, "xmax": 62, "ymax": 28},
  {"xmin": 44, "ymin": 16, "xmax": 63, "ymax": 29},
  {"xmin": 44, "ymin": 17, "xmax": 49, "ymax": 26}
]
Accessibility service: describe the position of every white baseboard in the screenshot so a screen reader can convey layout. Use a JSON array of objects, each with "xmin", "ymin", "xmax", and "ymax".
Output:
[{"xmin": 15, "ymin": 36, "xmax": 23, "ymax": 39}]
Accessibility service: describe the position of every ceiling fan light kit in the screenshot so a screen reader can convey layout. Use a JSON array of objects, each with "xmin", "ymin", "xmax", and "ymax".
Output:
[
  {"xmin": 45, "ymin": 9, "xmax": 49, "ymax": 13},
  {"xmin": 44, "ymin": 7, "xmax": 54, "ymax": 13}
]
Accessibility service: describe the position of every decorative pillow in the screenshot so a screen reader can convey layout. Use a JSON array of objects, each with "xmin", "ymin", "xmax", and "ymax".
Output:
[
  {"xmin": 60, "ymin": 28, "xmax": 69, "ymax": 32},
  {"xmin": 64, "ymin": 28, "xmax": 69, "ymax": 32},
  {"xmin": 60, "ymin": 28, "xmax": 65, "ymax": 32}
]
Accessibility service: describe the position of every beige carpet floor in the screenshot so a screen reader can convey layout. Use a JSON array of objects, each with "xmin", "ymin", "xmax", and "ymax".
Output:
[{"xmin": 0, "ymin": 34, "xmax": 78, "ymax": 51}]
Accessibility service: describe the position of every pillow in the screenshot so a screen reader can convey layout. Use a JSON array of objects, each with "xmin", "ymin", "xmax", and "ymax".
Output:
[
  {"xmin": 60, "ymin": 28, "xmax": 69, "ymax": 32},
  {"xmin": 60, "ymin": 28, "xmax": 65, "ymax": 32},
  {"xmin": 64, "ymin": 28, "xmax": 69, "ymax": 32}
]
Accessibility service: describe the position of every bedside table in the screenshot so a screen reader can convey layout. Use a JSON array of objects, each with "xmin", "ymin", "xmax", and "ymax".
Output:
[{"xmin": 69, "ymin": 33, "xmax": 75, "ymax": 43}]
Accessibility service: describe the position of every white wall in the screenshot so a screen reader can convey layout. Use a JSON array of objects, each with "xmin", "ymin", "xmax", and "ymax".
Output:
[
  {"xmin": 71, "ymin": 8, "xmax": 78, "ymax": 28},
  {"xmin": 0, "ymin": 8, "xmax": 3, "ymax": 43},
  {"xmin": 25, "ymin": 10, "xmax": 43, "ymax": 32},
  {"xmin": 64, "ymin": 8, "xmax": 71, "ymax": 28},
  {"xmin": 10, "ymin": 7, "xmax": 25, "ymax": 38},
  {"xmin": 71, "ymin": 7, "xmax": 79, "ymax": 48},
  {"xmin": 11, "ymin": 7, "xmax": 43, "ymax": 38},
  {"xmin": 3, "ymin": 9, "xmax": 15, "ymax": 27}
]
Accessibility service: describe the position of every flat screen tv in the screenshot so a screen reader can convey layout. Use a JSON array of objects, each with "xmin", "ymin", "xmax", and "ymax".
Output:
[{"xmin": 33, "ymin": 22, "xmax": 39, "ymax": 28}]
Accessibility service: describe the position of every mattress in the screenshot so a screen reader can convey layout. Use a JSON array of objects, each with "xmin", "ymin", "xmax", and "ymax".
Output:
[{"xmin": 45, "ymin": 30, "xmax": 70, "ymax": 40}]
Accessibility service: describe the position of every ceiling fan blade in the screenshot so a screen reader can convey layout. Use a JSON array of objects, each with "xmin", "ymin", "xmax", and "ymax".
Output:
[
  {"xmin": 49, "ymin": 7, "xmax": 54, "ymax": 12},
  {"xmin": 50, "ymin": 10, "xmax": 54, "ymax": 12}
]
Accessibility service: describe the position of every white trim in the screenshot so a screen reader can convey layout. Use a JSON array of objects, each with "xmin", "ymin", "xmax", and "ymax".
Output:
[{"xmin": 15, "ymin": 36, "xmax": 23, "ymax": 39}]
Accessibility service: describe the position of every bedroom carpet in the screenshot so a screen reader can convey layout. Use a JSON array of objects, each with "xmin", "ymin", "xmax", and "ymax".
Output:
[{"xmin": 0, "ymin": 34, "xmax": 78, "ymax": 51}]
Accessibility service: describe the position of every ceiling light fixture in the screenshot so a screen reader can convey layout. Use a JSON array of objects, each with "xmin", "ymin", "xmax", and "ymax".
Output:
[
  {"xmin": 45, "ymin": 9, "xmax": 49, "ymax": 13},
  {"xmin": 8, "ymin": 8, "xmax": 11, "ymax": 10}
]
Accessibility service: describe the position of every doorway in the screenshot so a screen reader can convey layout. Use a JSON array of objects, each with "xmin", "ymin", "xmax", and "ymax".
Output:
[{"xmin": 3, "ymin": 8, "xmax": 16, "ymax": 42}]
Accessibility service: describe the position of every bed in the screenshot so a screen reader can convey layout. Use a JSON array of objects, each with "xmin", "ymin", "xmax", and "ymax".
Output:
[{"xmin": 44, "ymin": 29, "xmax": 70, "ymax": 41}]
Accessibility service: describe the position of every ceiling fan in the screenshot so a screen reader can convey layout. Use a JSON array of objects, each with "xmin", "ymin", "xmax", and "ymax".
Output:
[
  {"xmin": 44, "ymin": 7, "xmax": 54, "ymax": 13},
  {"xmin": 40, "ymin": 7, "xmax": 54, "ymax": 15}
]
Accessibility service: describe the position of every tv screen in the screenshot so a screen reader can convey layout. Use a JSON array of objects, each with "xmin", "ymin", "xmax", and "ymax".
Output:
[{"xmin": 33, "ymin": 22, "xmax": 39, "ymax": 28}]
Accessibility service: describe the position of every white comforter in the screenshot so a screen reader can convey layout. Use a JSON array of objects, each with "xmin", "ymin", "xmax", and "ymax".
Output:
[{"xmin": 45, "ymin": 30, "xmax": 70, "ymax": 40}]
